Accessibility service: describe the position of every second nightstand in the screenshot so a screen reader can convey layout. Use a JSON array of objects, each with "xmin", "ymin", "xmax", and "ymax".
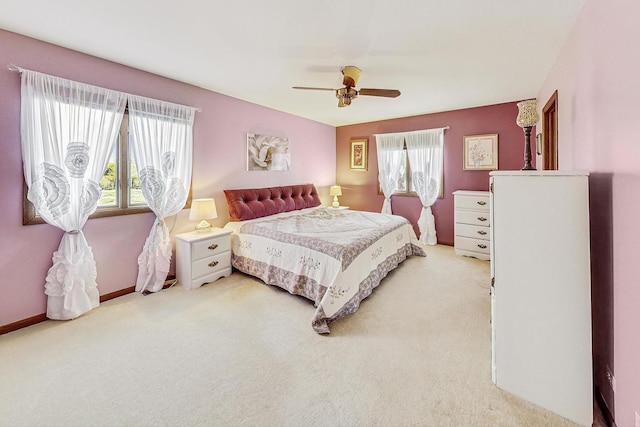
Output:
[{"xmin": 175, "ymin": 228, "xmax": 233, "ymax": 290}]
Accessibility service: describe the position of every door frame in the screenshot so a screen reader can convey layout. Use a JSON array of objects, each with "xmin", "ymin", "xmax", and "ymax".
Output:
[{"xmin": 542, "ymin": 90, "xmax": 558, "ymax": 170}]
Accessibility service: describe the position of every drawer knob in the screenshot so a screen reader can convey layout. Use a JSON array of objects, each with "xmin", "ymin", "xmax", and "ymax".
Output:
[
  {"xmin": 208, "ymin": 243, "xmax": 218, "ymax": 250},
  {"xmin": 477, "ymin": 230, "xmax": 487, "ymax": 235},
  {"xmin": 477, "ymin": 217, "xmax": 487, "ymax": 222},
  {"xmin": 476, "ymin": 200, "xmax": 487, "ymax": 206},
  {"xmin": 477, "ymin": 244, "xmax": 487, "ymax": 249},
  {"xmin": 208, "ymin": 260, "xmax": 219, "ymax": 268}
]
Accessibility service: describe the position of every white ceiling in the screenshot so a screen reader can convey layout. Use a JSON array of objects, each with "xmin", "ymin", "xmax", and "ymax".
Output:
[{"xmin": 0, "ymin": 0, "xmax": 586, "ymax": 127}]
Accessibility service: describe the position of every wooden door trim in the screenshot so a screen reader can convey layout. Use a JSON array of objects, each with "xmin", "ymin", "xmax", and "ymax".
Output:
[{"xmin": 542, "ymin": 90, "xmax": 558, "ymax": 170}]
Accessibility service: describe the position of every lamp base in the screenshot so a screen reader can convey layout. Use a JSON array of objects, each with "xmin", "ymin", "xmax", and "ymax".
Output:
[
  {"xmin": 195, "ymin": 220, "xmax": 212, "ymax": 233},
  {"xmin": 332, "ymin": 195, "xmax": 340, "ymax": 208},
  {"xmin": 521, "ymin": 126, "xmax": 537, "ymax": 171}
]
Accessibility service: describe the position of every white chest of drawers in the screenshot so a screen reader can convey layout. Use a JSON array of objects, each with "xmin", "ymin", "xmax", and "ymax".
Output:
[
  {"xmin": 175, "ymin": 228, "xmax": 233, "ymax": 290},
  {"xmin": 453, "ymin": 190, "xmax": 490, "ymax": 260}
]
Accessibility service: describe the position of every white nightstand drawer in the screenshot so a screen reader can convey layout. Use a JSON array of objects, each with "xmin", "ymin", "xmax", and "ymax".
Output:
[
  {"xmin": 456, "ymin": 223, "xmax": 490, "ymax": 240},
  {"xmin": 192, "ymin": 251, "xmax": 231, "ymax": 279},
  {"xmin": 456, "ymin": 210, "xmax": 491, "ymax": 227},
  {"xmin": 192, "ymin": 235, "xmax": 231, "ymax": 260},
  {"xmin": 455, "ymin": 236, "xmax": 490, "ymax": 254}
]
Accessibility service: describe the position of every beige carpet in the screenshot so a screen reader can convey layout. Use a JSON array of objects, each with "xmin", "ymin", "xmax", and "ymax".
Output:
[{"xmin": 0, "ymin": 245, "xmax": 581, "ymax": 426}]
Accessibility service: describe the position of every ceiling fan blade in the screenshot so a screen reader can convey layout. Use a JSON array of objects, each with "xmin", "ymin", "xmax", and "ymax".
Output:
[
  {"xmin": 358, "ymin": 88, "xmax": 401, "ymax": 98},
  {"xmin": 292, "ymin": 86, "xmax": 336, "ymax": 91}
]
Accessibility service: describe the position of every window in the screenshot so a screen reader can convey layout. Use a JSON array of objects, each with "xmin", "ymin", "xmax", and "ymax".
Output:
[
  {"xmin": 23, "ymin": 113, "xmax": 151, "ymax": 225},
  {"xmin": 394, "ymin": 145, "xmax": 414, "ymax": 195},
  {"xmin": 96, "ymin": 114, "xmax": 148, "ymax": 211},
  {"xmin": 377, "ymin": 143, "xmax": 444, "ymax": 198},
  {"xmin": 377, "ymin": 144, "xmax": 415, "ymax": 196}
]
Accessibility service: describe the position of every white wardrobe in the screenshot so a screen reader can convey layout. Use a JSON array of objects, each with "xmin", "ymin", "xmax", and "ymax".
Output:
[{"xmin": 489, "ymin": 171, "xmax": 593, "ymax": 426}]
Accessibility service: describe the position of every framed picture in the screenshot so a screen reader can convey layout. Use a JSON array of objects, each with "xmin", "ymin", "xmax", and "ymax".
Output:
[
  {"xmin": 246, "ymin": 133, "xmax": 290, "ymax": 171},
  {"xmin": 350, "ymin": 138, "xmax": 368, "ymax": 170},
  {"xmin": 463, "ymin": 134, "xmax": 498, "ymax": 170}
]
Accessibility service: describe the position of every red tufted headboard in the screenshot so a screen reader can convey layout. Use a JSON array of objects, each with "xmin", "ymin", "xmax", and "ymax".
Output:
[{"xmin": 224, "ymin": 183, "xmax": 322, "ymax": 221}]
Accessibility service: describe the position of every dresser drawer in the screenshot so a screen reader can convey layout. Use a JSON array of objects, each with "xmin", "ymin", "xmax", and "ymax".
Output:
[
  {"xmin": 455, "ymin": 210, "xmax": 490, "ymax": 227},
  {"xmin": 455, "ymin": 195, "xmax": 490, "ymax": 211},
  {"xmin": 456, "ymin": 223, "xmax": 490, "ymax": 240},
  {"xmin": 192, "ymin": 251, "xmax": 231, "ymax": 279},
  {"xmin": 192, "ymin": 235, "xmax": 231, "ymax": 260},
  {"xmin": 455, "ymin": 236, "xmax": 490, "ymax": 255}
]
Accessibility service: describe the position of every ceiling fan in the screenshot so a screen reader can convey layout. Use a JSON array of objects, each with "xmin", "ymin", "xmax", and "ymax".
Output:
[{"xmin": 293, "ymin": 66, "xmax": 401, "ymax": 108}]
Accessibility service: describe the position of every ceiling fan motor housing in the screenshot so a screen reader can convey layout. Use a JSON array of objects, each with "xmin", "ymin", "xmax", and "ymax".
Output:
[{"xmin": 336, "ymin": 87, "xmax": 358, "ymax": 107}]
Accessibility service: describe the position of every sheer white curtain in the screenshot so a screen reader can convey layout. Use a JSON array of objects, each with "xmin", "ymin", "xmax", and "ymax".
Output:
[
  {"xmin": 375, "ymin": 133, "xmax": 405, "ymax": 214},
  {"xmin": 20, "ymin": 69, "xmax": 126, "ymax": 319},
  {"xmin": 128, "ymin": 95, "xmax": 195, "ymax": 293},
  {"xmin": 406, "ymin": 128, "xmax": 445, "ymax": 245}
]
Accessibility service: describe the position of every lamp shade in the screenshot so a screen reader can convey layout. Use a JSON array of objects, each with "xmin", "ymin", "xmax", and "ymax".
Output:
[
  {"xmin": 329, "ymin": 185, "xmax": 342, "ymax": 196},
  {"xmin": 189, "ymin": 198, "xmax": 218, "ymax": 221},
  {"xmin": 342, "ymin": 66, "xmax": 362, "ymax": 87},
  {"xmin": 516, "ymin": 99, "xmax": 539, "ymax": 128}
]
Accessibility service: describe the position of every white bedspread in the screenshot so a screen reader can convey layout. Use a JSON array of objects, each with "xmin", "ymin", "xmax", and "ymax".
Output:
[{"xmin": 224, "ymin": 207, "xmax": 425, "ymax": 333}]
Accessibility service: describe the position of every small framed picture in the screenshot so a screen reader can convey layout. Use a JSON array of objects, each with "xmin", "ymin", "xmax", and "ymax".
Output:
[
  {"xmin": 350, "ymin": 138, "xmax": 368, "ymax": 170},
  {"xmin": 463, "ymin": 134, "xmax": 498, "ymax": 170}
]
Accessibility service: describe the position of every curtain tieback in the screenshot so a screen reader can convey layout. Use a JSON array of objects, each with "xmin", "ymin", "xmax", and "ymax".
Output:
[{"xmin": 68, "ymin": 230, "xmax": 80, "ymax": 234}]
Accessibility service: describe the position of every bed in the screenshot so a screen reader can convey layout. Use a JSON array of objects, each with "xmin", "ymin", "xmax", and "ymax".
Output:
[{"xmin": 223, "ymin": 183, "xmax": 425, "ymax": 334}]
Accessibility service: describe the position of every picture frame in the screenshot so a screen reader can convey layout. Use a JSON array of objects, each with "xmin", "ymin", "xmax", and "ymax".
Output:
[
  {"xmin": 350, "ymin": 138, "xmax": 368, "ymax": 170},
  {"xmin": 246, "ymin": 133, "xmax": 290, "ymax": 171},
  {"xmin": 463, "ymin": 133, "xmax": 498, "ymax": 170}
]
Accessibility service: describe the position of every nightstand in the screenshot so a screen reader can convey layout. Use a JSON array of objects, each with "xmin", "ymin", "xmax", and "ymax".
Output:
[{"xmin": 175, "ymin": 227, "xmax": 232, "ymax": 290}]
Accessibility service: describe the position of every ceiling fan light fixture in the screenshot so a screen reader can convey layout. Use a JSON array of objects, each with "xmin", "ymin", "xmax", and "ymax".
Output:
[{"xmin": 342, "ymin": 65, "xmax": 362, "ymax": 87}]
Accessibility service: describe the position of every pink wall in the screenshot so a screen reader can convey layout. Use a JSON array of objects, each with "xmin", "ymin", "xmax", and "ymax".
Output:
[
  {"xmin": 336, "ymin": 102, "xmax": 532, "ymax": 245},
  {"xmin": 537, "ymin": 0, "xmax": 640, "ymax": 424},
  {"xmin": 0, "ymin": 30, "xmax": 335, "ymax": 328}
]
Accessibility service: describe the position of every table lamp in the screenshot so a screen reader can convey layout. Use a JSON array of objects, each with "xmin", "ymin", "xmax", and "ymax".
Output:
[
  {"xmin": 516, "ymin": 99, "xmax": 539, "ymax": 170},
  {"xmin": 189, "ymin": 198, "xmax": 217, "ymax": 232},
  {"xmin": 329, "ymin": 185, "xmax": 342, "ymax": 208}
]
